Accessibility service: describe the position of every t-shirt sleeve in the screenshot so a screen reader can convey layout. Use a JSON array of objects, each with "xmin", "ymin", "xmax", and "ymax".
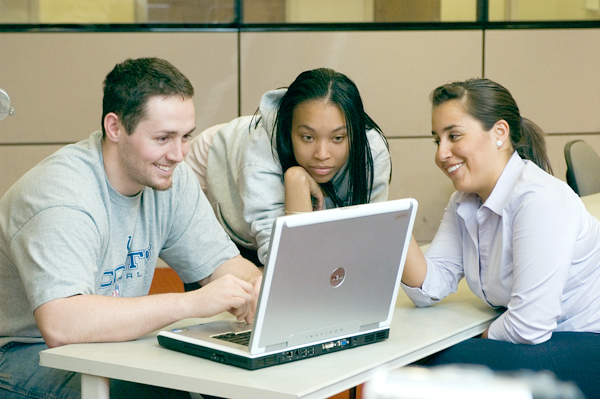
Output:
[
  {"xmin": 9, "ymin": 207, "xmax": 102, "ymax": 312},
  {"xmin": 159, "ymin": 163, "xmax": 240, "ymax": 284}
]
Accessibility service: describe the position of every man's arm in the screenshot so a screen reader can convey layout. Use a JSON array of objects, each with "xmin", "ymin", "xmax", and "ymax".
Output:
[
  {"xmin": 200, "ymin": 255, "xmax": 262, "ymax": 286},
  {"xmin": 34, "ymin": 256, "xmax": 262, "ymax": 348}
]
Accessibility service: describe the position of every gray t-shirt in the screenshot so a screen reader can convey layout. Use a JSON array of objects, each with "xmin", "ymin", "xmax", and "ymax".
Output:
[{"xmin": 0, "ymin": 131, "xmax": 239, "ymax": 346}]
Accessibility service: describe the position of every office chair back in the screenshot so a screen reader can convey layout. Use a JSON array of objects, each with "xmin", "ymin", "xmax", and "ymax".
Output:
[{"xmin": 564, "ymin": 140, "xmax": 600, "ymax": 197}]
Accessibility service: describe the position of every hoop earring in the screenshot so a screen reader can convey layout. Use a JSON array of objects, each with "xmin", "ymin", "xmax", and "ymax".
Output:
[{"xmin": 496, "ymin": 140, "xmax": 503, "ymax": 148}]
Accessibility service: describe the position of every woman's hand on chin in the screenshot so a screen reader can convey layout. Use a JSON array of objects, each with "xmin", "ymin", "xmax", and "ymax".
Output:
[{"xmin": 284, "ymin": 166, "xmax": 324, "ymax": 213}]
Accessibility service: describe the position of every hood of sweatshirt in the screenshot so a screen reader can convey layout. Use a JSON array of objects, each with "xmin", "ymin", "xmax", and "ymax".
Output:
[{"xmin": 258, "ymin": 88, "xmax": 286, "ymax": 138}]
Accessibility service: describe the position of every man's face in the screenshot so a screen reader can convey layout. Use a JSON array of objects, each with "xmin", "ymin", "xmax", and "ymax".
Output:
[{"xmin": 114, "ymin": 96, "xmax": 196, "ymax": 196}]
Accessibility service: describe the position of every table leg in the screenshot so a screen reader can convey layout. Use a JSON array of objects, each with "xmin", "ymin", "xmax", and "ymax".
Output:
[
  {"xmin": 81, "ymin": 374, "xmax": 110, "ymax": 399},
  {"xmin": 349, "ymin": 386, "xmax": 357, "ymax": 399}
]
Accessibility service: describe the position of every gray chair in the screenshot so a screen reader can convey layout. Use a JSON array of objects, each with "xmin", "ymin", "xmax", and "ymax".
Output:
[{"xmin": 564, "ymin": 140, "xmax": 600, "ymax": 196}]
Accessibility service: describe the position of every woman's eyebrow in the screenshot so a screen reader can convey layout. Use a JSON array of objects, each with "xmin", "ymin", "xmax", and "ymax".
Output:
[
  {"xmin": 442, "ymin": 124, "xmax": 460, "ymax": 132},
  {"xmin": 296, "ymin": 124, "xmax": 346, "ymax": 133},
  {"xmin": 432, "ymin": 123, "xmax": 462, "ymax": 136}
]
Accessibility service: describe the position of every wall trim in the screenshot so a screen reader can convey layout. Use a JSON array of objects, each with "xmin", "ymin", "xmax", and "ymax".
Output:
[{"xmin": 2, "ymin": 20, "xmax": 600, "ymax": 33}]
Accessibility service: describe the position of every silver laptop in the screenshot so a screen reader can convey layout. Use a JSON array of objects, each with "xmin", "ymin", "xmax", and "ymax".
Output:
[{"xmin": 157, "ymin": 198, "xmax": 418, "ymax": 370}]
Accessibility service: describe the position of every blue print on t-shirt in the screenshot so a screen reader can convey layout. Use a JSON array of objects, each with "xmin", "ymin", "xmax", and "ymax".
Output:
[{"xmin": 99, "ymin": 241, "xmax": 152, "ymax": 289}]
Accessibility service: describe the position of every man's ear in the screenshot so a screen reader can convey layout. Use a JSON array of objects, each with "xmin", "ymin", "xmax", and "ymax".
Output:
[{"xmin": 104, "ymin": 113, "xmax": 122, "ymax": 143}]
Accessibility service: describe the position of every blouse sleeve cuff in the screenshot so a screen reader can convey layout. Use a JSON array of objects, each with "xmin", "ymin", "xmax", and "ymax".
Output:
[{"xmin": 401, "ymin": 282, "xmax": 440, "ymax": 307}]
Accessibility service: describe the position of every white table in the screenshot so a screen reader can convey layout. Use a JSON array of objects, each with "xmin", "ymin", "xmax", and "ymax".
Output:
[{"xmin": 39, "ymin": 281, "xmax": 501, "ymax": 399}]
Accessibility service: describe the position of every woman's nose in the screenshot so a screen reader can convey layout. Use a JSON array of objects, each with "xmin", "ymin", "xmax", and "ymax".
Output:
[{"xmin": 314, "ymin": 142, "xmax": 330, "ymax": 160}]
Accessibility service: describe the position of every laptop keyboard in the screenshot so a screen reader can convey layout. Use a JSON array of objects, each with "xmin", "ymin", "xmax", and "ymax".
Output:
[{"xmin": 213, "ymin": 331, "xmax": 251, "ymax": 346}]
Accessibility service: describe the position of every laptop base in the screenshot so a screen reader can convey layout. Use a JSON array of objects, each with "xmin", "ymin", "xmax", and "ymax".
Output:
[{"xmin": 157, "ymin": 328, "xmax": 389, "ymax": 370}]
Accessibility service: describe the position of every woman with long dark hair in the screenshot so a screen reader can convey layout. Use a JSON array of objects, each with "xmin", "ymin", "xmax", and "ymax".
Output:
[{"xmin": 186, "ymin": 68, "xmax": 391, "ymax": 265}]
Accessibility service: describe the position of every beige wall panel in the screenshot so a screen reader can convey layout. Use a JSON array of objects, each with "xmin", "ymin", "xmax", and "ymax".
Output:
[
  {"xmin": 387, "ymin": 137, "xmax": 455, "ymax": 244},
  {"xmin": 485, "ymin": 29, "xmax": 600, "ymax": 134},
  {"xmin": 0, "ymin": 32, "xmax": 238, "ymax": 144},
  {"xmin": 0, "ymin": 145, "xmax": 65, "ymax": 197},
  {"xmin": 239, "ymin": 30, "xmax": 483, "ymax": 138}
]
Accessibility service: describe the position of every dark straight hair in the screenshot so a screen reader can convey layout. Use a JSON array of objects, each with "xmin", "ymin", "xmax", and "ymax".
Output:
[
  {"xmin": 273, "ymin": 68, "xmax": 389, "ymax": 206},
  {"xmin": 430, "ymin": 78, "xmax": 553, "ymax": 174},
  {"xmin": 102, "ymin": 57, "xmax": 194, "ymax": 137}
]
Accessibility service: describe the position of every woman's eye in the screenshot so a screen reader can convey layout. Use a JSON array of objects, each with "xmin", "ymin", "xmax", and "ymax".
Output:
[
  {"xmin": 333, "ymin": 136, "xmax": 345, "ymax": 143},
  {"xmin": 302, "ymin": 135, "xmax": 313, "ymax": 142}
]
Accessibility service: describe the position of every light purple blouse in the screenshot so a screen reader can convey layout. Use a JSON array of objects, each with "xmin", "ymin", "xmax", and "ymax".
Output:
[{"xmin": 403, "ymin": 152, "xmax": 600, "ymax": 344}]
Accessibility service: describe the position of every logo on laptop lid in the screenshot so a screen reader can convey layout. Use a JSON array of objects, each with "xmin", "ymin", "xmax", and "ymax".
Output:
[{"xmin": 330, "ymin": 267, "xmax": 346, "ymax": 287}]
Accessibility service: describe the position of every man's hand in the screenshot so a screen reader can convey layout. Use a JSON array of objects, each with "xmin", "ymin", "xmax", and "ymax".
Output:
[
  {"xmin": 189, "ymin": 274, "xmax": 260, "ymax": 323},
  {"xmin": 198, "ymin": 255, "xmax": 263, "ymax": 323}
]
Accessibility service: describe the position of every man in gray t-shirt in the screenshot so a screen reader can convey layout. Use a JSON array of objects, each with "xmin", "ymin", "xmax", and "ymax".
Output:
[{"xmin": 0, "ymin": 57, "xmax": 262, "ymax": 399}]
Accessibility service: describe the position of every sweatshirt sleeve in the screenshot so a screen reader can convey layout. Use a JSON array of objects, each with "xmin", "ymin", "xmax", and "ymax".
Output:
[
  {"xmin": 238, "ymin": 131, "xmax": 286, "ymax": 265},
  {"xmin": 367, "ymin": 129, "xmax": 391, "ymax": 203}
]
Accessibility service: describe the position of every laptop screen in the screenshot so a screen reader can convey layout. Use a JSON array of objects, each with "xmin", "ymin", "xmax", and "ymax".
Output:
[{"xmin": 252, "ymin": 198, "xmax": 417, "ymax": 352}]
